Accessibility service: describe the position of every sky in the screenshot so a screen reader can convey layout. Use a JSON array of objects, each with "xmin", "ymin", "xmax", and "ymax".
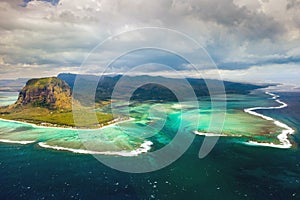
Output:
[{"xmin": 0, "ymin": 0, "xmax": 299, "ymax": 89}]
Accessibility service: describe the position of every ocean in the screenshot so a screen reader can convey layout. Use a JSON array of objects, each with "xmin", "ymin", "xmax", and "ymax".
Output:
[{"xmin": 0, "ymin": 91, "xmax": 299, "ymax": 199}]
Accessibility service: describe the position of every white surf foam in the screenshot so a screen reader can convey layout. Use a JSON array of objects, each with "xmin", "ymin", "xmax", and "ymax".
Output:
[
  {"xmin": 0, "ymin": 139, "xmax": 35, "ymax": 145},
  {"xmin": 244, "ymin": 92, "xmax": 295, "ymax": 149},
  {"xmin": 194, "ymin": 131, "xmax": 224, "ymax": 137},
  {"xmin": 38, "ymin": 140, "xmax": 153, "ymax": 157},
  {"xmin": 171, "ymin": 104, "xmax": 183, "ymax": 109},
  {"xmin": 245, "ymin": 141, "xmax": 291, "ymax": 149},
  {"xmin": 194, "ymin": 131, "xmax": 242, "ymax": 137}
]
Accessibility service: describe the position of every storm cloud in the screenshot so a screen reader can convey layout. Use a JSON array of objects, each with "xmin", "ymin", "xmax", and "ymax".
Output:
[{"xmin": 0, "ymin": 0, "xmax": 299, "ymax": 86}]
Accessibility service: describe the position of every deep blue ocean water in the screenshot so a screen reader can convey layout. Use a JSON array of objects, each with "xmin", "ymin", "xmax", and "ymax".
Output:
[{"xmin": 0, "ymin": 92, "xmax": 299, "ymax": 200}]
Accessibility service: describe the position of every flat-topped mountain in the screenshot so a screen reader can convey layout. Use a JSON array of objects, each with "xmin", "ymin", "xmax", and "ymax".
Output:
[{"xmin": 13, "ymin": 77, "xmax": 72, "ymax": 111}]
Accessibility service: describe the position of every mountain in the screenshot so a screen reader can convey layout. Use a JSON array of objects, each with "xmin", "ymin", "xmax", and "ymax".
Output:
[
  {"xmin": 0, "ymin": 77, "xmax": 113, "ymax": 128},
  {"xmin": 12, "ymin": 77, "xmax": 72, "ymax": 111},
  {"xmin": 58, "ymin": 73, "xmax": 269, "ymax": 102}
]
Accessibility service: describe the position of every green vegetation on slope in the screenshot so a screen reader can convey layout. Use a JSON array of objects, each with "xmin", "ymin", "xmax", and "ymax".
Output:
[{"xmin": 0, "ymin": 106, "xmax": 114, "ymax": 128}]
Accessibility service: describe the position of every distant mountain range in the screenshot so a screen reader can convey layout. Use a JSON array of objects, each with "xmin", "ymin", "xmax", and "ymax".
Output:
[
  {"xmin": 0, "ymin": 78, "xmax": 29, "ymax": 92},
  {"xmin": 58, "ymin": 73, "xmax": 270, "ymax": 102}
]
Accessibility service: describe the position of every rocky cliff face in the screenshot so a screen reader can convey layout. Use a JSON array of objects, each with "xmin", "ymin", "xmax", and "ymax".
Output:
[{"xmin": 13, "ymin": 77, "xmax": 72, "ymax": 110}]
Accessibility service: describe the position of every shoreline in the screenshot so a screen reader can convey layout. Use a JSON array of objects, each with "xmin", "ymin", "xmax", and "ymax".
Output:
[
  {"xmin": 0, "ymin": 117, "xmax": 135, "ymax": 145},
  {"xmin": 243, "ymin": 91, "xmax": 295, "ymax": 149},
  {"xmin": 0, "ymin": 116, "xmax": 133, "ymax": 131}
]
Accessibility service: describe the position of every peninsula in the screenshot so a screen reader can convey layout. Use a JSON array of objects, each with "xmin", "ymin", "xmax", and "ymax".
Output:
[{"xmin": 0, "ymin": 77, "xmax": 114, "ymax": 128}]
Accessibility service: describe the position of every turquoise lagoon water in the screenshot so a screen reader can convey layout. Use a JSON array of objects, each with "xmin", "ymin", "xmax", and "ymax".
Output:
[
  {"xmin": 0, "ymin": 92, "xmax": 288, "ymax": 152},
  {"xmin": 0, "ymin": 91, "xmax": 299, "ymax": 199}
]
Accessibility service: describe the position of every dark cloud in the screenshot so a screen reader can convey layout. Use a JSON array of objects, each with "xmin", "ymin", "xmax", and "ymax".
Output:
[
  {"xmin": 0, "ymin": 0, "xmax": 298, "ymax": 84},
  {"xmin": 184, "ymin": 0, "xmax": 285, "ymax": 40},
  {"xmin": 286, "ymin": 0, "xmax": 300, "ymax": 9}
]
